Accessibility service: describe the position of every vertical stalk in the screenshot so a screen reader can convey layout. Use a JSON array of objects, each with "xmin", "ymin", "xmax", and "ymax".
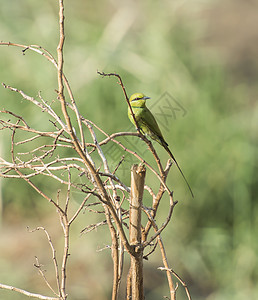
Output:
[
  {"xmin": 59, "ymin": 215, "xmax": 69, "ymax": 300},
  {"xmin": 129, "ymin": 164, "xmax": 146, "ymax": 300},
  {"xmin": 104, "ymin": 205, "xmax": 119, "ymax": 300}
]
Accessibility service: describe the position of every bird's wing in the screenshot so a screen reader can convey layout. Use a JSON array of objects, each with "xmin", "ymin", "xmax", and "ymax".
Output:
[{"xmin": 139, "ymin": 107, "xmax": 167, "ymax": 145}]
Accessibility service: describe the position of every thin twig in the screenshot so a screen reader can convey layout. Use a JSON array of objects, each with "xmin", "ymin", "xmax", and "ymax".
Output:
[
  {"xmin": 142, "ymin": 197, "xmax": 177, "ymax": 248},
  {"xmin": 28, "ymin": 227, "xmax": 61, "ymax": 296},
  {"xmin": 33, "ymin": 256, "xmax": 58, "ymax": 297},
  {"xmin": 0, "ymin": 283, "xmax": 58, "ymax": 300},
  {"xmin": 158, "ymin": 267, "xmax": 192, "ymax": 300}
]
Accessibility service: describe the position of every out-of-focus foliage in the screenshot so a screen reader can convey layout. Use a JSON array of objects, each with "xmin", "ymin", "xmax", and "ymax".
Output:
[{"xmin": 0, "ymin": 0, "xmax": 257, "ymax": 299}]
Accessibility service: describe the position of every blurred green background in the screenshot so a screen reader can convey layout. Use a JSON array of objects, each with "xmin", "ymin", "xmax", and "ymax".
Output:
[{"xmin": 0, "ymin": 0, "xmax": 257, "ymax": 299}]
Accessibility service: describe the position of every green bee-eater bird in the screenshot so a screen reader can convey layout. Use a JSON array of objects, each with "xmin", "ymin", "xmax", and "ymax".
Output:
[{"xmin": 128, "ymin": 92, "xmax": 194, "ymax": 198}]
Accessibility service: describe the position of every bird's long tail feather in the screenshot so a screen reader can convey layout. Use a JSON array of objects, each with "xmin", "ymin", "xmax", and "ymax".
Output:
[{"xmin": 163, "ymin": 144, "xmax": 194, "ymax": 198}]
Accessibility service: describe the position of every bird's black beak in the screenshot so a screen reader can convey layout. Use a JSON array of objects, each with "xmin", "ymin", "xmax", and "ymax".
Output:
[{"xmin": 143, "ymin": 96, "xmax": 150, "ymax": 100}]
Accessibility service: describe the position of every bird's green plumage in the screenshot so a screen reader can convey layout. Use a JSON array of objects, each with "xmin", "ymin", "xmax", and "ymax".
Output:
[{"xmin": 128, "ymin": 92, "xmax": 194, "ymax": 198}]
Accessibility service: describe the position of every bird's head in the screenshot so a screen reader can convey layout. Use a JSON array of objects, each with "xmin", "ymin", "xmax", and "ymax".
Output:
[{"xmin": 129, "ymin": 93, "xmax": 150, "ymax": 107}]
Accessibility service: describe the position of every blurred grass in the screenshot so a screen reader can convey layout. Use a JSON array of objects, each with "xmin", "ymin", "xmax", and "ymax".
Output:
[{"xmin": 0, "ymin": 0, "xmax": 258, "ymax": 299}]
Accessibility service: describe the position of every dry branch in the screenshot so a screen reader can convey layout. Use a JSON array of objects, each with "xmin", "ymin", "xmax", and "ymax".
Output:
[
  {"xmin": 0, "ymin": 0, "xmax": 191, "ymax": 299},
  {"xmin": 0, "ymin": 283, "xmax": 59, "ymax": 300}
]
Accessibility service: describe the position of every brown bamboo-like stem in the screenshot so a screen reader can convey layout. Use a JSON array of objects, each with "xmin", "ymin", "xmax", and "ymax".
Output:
[
  {"xmin": 126, "ymin": 267, "xmax": 132, "ymax": 300},
  {"xmin": 129, "ymin": 164, "xmax": 146, "ymax": 300}
]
